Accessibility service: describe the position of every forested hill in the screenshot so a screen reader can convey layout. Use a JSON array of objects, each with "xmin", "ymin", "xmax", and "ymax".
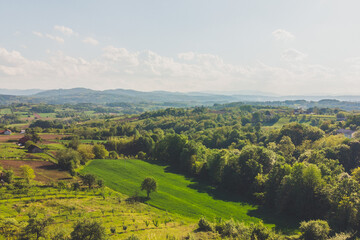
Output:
[
  {"xmin": 0, "ymin": 88, "xmax": 235, "ymax": 105},
  {"xmin": 1, "ymin": 88, "xmax": 360, "ymax": 110}
]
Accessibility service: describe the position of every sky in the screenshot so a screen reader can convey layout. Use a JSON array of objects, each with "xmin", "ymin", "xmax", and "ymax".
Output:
[{"xmin": 1, "ymin": 0, "xmax": 360, "ymax": 95}]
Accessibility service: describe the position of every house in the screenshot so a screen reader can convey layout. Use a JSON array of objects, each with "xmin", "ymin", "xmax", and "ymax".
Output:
[
  {"xmin": 337, "ymin": 129, "xmax": 355, "ymax": 139},
  {"xmin": 28, "ymin": 145, "xmax": 44, "ymax": 153},
  {"xmin": 18, "ymin": 136, "xmax": 31, "ymax": 146},
  {"xmin": 4, "ymin": 129, "xmax": 11, "ymax": 135},
  {"xmin": 0, "ymin": 129, "xmax": 11, "ymax": 135}
]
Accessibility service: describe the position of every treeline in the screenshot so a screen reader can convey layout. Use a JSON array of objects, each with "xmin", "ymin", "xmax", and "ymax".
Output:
[
  {"xmin": 103, "ymin": 127, "xmax": 360, "ymax": 233},
  {"xmin": 98, "ymin": 113, "xmax": 360, "ymax": 235}
]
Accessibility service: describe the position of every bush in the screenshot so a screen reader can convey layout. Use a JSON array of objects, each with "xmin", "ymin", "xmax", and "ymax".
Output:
[
  {"xmin": 250, "ymin": 221, "xmax": 274, "ymax": 240},
  {"xmin": 126, "ymin": 234, "xmax": 140, "ymax": 240},
  {"xmin": 93, "ymin": 144, "xmax": 109, "ymax": 159},
  {"xmin": 109, "ymin": 151, "xmax": 119, "ymax": 159},
  {"xmin": 70, "ymin": 219, "xmax": 106, "ymax": 240},
  {"xmin": 77, "ymin": 144, "xmax": 95, "ymax": 164},
  {"xmin": 56, "ymin": 149, "xmax": 81, "ymax": 171},
  {"xmin": 197, "ymin": 217, "xmax": 213, "ymax": 232},
  {"xmin": 1, "ymin": 169, "xmax": 14, "ymax": 183},
  {"xmin": 72, "ymin": 182, "xmax": 80, "ymax": 191},
  {"xmin": 215, "ymin": 219, "xmax": 251, "ymax": 239},
  {"xmin": 328, "ymin": 232, "xmax": 352, "ymax": 240},
  {"xmin": 221, "ymin": 219, "xmax": 238, "ymax": 237},
  {"xmin": 300, "ymin": 220, "xmax": 330, "ymax": 240}
]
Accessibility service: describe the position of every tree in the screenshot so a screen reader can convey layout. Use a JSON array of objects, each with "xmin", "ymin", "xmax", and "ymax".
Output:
[
  {"xmin": 141, "ymin": 177, "xmax": 157, "ymax": 198},
  {"xmin": 25, "ymin": 214, "xmax": 54, "ymax": 240},
  {"xmin": 81, "ymin": 174, "xmax": 97, "ymax": 189},
  {"xmin": 93, "ymin": 144, "xmax": 109, "ymax": 159},
  {"xmin": 68, "ymin": 136, "xmax": 80, "ymax": 150},
  {"xmin": 300, "ymin": 220, "xmax": 330, "ymax": 240},
  {"xmin": 0, "ymin": 218, "xmax": 20, "ymax": 239},
  {"xmin": 56, "ymin": 149, "xmax": 81, "ymax": 171},
  {"xmin": 1, "ymin": 169, "xmax": 14, "ymax": 183},
  {"xmin": 109, "ymin": 150, "xmax": 119, "ymax": 159},
  {"xmin": 20, "ymin": 165, "xmax": 35, "ymax": 183},
  {"xmin": 77, "ymin": 144, "xmax": 95, "ymax": 164},
  {"xmin": 278, "ymin": 136, "xmax": 295, "ymax": 158},
  {"xmin": 351, "ymin": 167, "xmax": 360, "ymax": 182},
  {"xmin": 70, "ymin": 219, "xmax": 106, "ymax": 240}
]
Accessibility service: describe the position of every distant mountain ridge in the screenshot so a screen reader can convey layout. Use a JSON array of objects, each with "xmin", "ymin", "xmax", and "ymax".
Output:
[
  {"xmin": 1, "ymin": 88, "xmax": 360, "ymax": 109},
  {"xmin": 0, "ymin": 89, "xmax": 44, "ymax": 96}
]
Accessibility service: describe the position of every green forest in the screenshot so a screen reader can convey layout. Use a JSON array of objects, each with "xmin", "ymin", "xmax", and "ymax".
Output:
[{"xmin": 1, "ymin": 102, "xmax": 360, "ymax": 239}]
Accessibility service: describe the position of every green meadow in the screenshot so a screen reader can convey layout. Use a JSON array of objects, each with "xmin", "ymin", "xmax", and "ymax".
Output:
[{"xmin": 82, "ymin": 159, "xmax": 299, "ymax": 233}]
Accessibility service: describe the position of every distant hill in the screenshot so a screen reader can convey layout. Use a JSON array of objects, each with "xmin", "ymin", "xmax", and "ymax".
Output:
[
  {"xmin": 0, "ymin": 88, "xmax": 236, "ymax": 106},
  {"xmin": 0, "ymin": 89, "xmax": 44, "ymax": 96},
  {"xmin": 1, "ymin": 88, "xmax": 360, "ymax": 110}
]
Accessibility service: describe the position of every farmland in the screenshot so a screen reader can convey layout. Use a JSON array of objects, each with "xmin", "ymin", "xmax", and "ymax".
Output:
[{"xmin": 0, "ymin": 185, "xmax": 201, "ymax": 239}]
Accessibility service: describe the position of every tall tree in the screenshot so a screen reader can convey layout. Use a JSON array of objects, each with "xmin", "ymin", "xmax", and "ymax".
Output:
[{"xmin": 141, "ymin": 177, "xmax": 157, "ymax": 198}]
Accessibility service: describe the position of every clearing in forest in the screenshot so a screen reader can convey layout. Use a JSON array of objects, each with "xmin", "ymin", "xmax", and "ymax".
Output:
[{"xmin": 82, "ymin": 159, "xmax": 298, "ymax": 232}]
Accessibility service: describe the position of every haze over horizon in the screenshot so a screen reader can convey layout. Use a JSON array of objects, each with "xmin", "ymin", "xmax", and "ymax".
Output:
[{"xmin": 1, "ymin": 1, "xmax": 360, "ymax": 95}]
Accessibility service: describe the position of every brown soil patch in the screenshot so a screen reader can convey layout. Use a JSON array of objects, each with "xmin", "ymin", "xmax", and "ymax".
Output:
[
  {"xmin": 0, "ymin": 134, "xmax": 68, "ymax": 144},
  {"xmin": 0, "ymin": 160, "xmax": 72, "ymax": 182},
  {"xmin": 0, "ymin": 134, "xmax": 24, "ymax": 142},
  {"xmin": 40, "ymin": 134, "xmax": 69, "ymax": 144}
]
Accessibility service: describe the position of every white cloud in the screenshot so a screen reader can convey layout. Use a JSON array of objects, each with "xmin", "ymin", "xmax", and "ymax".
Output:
[
  {"xmin": 45, "ymin": 34, "xmax": 64, "ymax": 43},
  {"xmin": 272, "ymin": 29, "xmax": 295, "ymax": 41},
  {"xmin": 282, "ymin": 48, "xmax": 307, "ymax": 61},
  {"xmin": 33, "ymin": 31, "xmax": 64, "ymax": 43},
  {"xmin": 2, "ymin": 46, "xmax": 360, "ymax": 95},
  {"xmin": 83, "ymin": 37, "xmax": 99, "ymax": 46},
  {"xmin": 32, "ymin": 31, "xmax": 43, "ymax": 37},
  {"xmin": 54, "ymin": 25, "xmax": 77, "ymax": 36}
]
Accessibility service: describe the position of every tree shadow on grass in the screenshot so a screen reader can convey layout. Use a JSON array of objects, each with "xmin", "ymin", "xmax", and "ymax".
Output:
[
  {"xmin": 142, "ymin": 159, "xmax": 300, "ymax": 234},
  {"xmin": 247, "ymin": 207, "xmax": 300, "ymax": 235},
  {"xmin": 187, "ymin": 181, "xmax": 299, "ymax": 232}
]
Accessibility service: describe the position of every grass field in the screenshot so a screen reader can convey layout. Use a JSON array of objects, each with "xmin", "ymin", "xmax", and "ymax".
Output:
[
  {"xmin": 82, "ymin": 159, "xmax": 299, "ymax": 233},
  {"xmin": 0, "ymin": 108, "xmax": 12, "ymax": 114},
  {"xmin": 0, "ymin": 185, "xmax": 202, "ymax": 239}
]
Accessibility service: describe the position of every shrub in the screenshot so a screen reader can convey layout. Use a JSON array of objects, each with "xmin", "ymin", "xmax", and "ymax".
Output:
[
  {"xmin": 109, "ymin": 151, "xmax": 119, "ymax": 159},
  {"xmin": 126, "ymin": 234, "xmax": 140, "ymax": 240},
  {"xmin": 93, "ymin": 144, "xmax": 109, "ymax": 159},
  {"xmin": 221, "ymin": 219, "xmax": 238, "ymax": 237},
  {"xmin": 250, "ymin": 221, "xmax": 274, "ymax": 240},
  {"xmin": 328, "ymin": 232, "xmax": 352, "ymax": 240},
  {"xmin": 72, "ymin": 182, "xmax": 80, "ymax": 191},
  {"xmin": 70, "ymin": 219, "xmax": 106, "ymax": 240},
  {"xmin": 56, "ymin": 149, "xmax": 81, "ymax": 171},
  {"xmin": 144, "ymin": 220, "xmax": 150, "ymax": 227},
  {"xmin": 300, "ymin": 220, "xmax": 330, "ymax": 240},
  {"xmin": 2, "ymin": 169, "xmax": 14, "ymax": 183},
  {"xmin": 152, "ymin": 219, "xmax": 159, "ymax": 227},
  {"xmin": 218, "ymin": 219, "xmax": 251, "ymax": 239},
  {"xmin": 77, "ymin": 144, "xmax": 95, "ymax": 164},
  {"xmin": 197, "ymin": 217, "xmax": 213, "ymax": 232}
]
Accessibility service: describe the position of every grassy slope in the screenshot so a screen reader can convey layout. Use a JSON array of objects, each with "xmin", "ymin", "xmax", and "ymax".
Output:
[
  {"xmin": 82, "ymin": 159, "xmax": 298, "ymax": 232},
  {"xmin": 0, "ymin": 186, "xmax": 200, "ymax": 240}
]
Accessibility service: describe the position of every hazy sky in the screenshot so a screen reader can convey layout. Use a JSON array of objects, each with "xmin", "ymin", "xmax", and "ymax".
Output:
[{"xmin": 1, "ymin": 0, "xmax": 360, "ymax": 95}]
